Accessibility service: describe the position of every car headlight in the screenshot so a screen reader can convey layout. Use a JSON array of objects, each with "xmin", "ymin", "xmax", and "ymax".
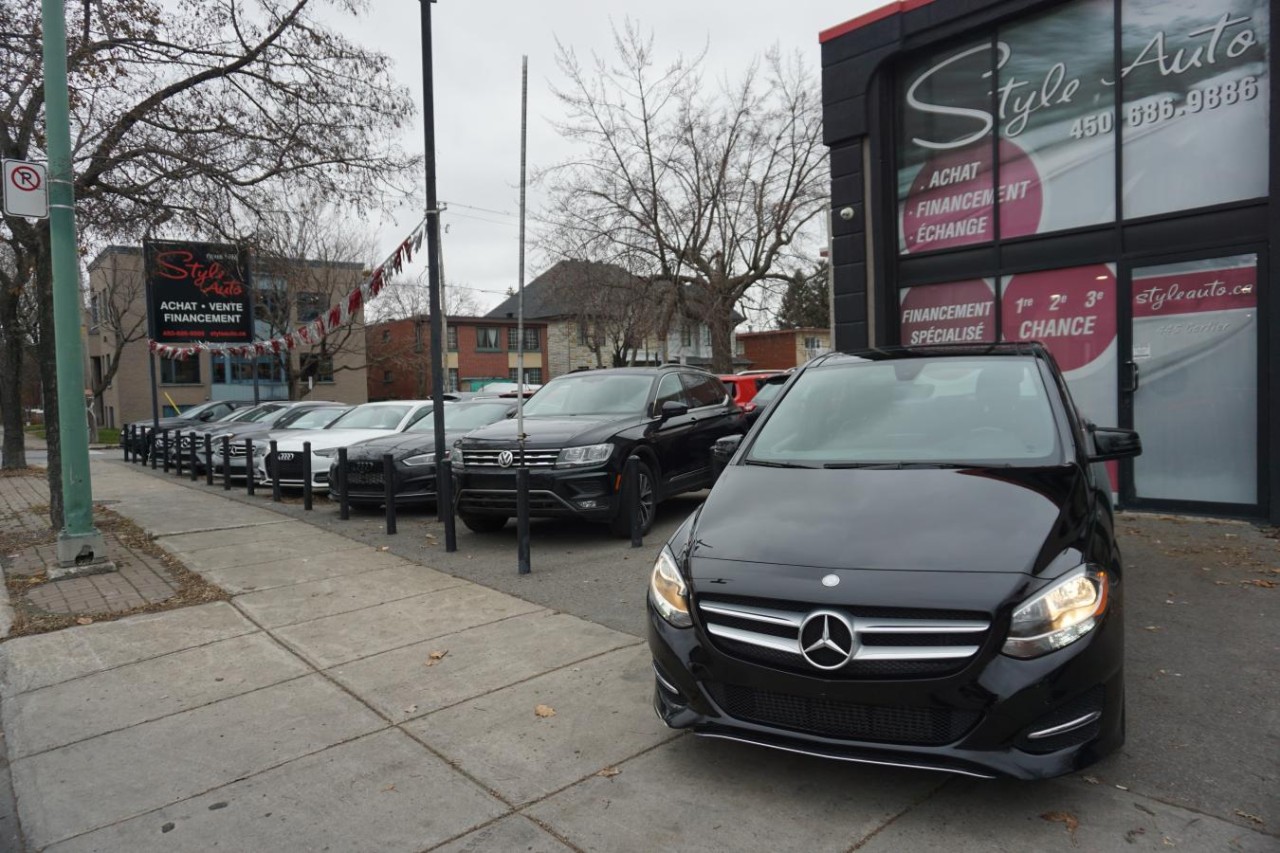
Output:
[
  {"xmin": 403, "ymin": 453, "xmax": 437, "ymax": 467},
  {"xmin": 557, "ymin": 444, "xmax": 613, "ymax": 468},
  {"xmin": 649, "ymin": 547, "xmax": 691, "ymax": 628},
  {"xmin": 448, "ymin": 445, "xmax": 464, "ymax": 468},
  {"xmin": 313, "ymin": 448, "xmax": 339, "ymax": 458},
  {"xmin": 1002, "ymin": 565, "xmax": 1109, "ymax": 659}
]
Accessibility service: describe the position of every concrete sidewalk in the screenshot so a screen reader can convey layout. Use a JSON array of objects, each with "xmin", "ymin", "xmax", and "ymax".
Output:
[{"xmin": 0, "ymin": 459, "xmax": 1274, "ymax": 852}]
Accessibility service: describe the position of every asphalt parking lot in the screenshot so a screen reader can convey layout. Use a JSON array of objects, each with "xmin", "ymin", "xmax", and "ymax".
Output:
[{"xmin": 100, "ymin": 457, "xmax": 1280, "ymax": 847}]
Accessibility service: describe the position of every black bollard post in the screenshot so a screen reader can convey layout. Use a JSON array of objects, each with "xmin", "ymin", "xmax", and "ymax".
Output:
[
  {"xmin": 302, "ymin": 442, "xmax": 313, "ymax": 511},
  {"xmin": 204, "ymin": 435, "xmax": 214, "ymax": 486},
  {"xmin": 124, "ymin": 425, "xmax": 132, "ymax": 462},
  {"xmin": 383, "ymin": 454, "xmax": 397, "ymax": 534},
  {"xmin": 245, "ymin": 438, "xmax": 255, "ymax": 496},
  {"xmin": 174, "ymin": 430, "xmax": 184, "ymax": 477},
  {"xmin": 188, "ymin": 435, "xmax": 198, "ymax": 482},
  {"xmin": 516, "ymin": 466, "xmax": 531, "ymax": 575},
  {"xmin": 147, "ymin": 428, "xmax": 156, "ymax": 469},
  {"xmin": 222, "ymin": 435, "xmax": 231, "ymax": 490},
  {"xmin": 438, "ymin": 458, "xmax": 456, "ymax": 553},
  {"xmin": 626, "ymin": 455, "xmax": 643, "ymax": 548},
  {"xmin": 337, "ymin": 447, "xmax": 350, "ymax": 520},
  {"xmin": 270, "ymin": 440, "xmax": 281, "ymax": 502}
]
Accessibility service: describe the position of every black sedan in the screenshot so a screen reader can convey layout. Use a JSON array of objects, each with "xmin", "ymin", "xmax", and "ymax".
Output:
[
  {"xmin": 337, "ymin": 400, "xmax": 515, "ymax": 506},
  {"xmin": 647, "ymin": 343, "xmax": 1142, "ymax": 780}
]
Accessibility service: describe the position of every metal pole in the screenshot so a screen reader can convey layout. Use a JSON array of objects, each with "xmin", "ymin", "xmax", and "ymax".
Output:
[
  {"xmin": 204, "ymin": 435, "xmax": 213, "ymax": 485},
  {"xmin": 149, "ymin": 427, "xmax": 157, "ymax": 469},
  {"xmin": 383, "ymin": 453, "xmax": 397, "ymax": 535},
  {"xmin": 269, "ymin": 439, "xmax": 281, "ymax": 502},
  {"xmin": 419, "ymin": 0, "xmax": 451, "ymax": 547},
  {"xmin": 245, "ymin": 438, "xmax": 255, "ymax": 496},
  {"xmin": 222, "ymin": 435, "xmax": 231, "ymax": 490},
  {"xmin": 162, "ymin": 429, "xmax": 170, "ymax": 473},
  {"xmin": 626, "ymin": 455, "xmax": 643, "ymax": 548},
  {"xmin": 188, "ymin": 435, "xmax": 198, "ymax": 481},
  {"xmin": 123, "ymin": 425, "xmax": 132, "ymax": 462},
  {"xmin": 174, "ymin": 430, "xmax": 184, "ymax": 477},
  {"xmin": 439, "ymin": 458, "xmax": 456, "ymax": 551},
  {"xmin": 516, "ymin": 467, "xmax": 530, "ymax": 575},
  {"xmin": 40, "ymin": 0, "xmax": 105, "ymax": 566},
  {"xmin": 337, "ymin": 447, "xmax": 350, "ymax": 520},
  {"xmin": 302, "ymin": 441, "xmax": 313, "ymax": 511}
]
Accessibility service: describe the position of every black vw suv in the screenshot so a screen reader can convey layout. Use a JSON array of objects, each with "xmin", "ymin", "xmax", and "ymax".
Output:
[
  {"xmin": 648, "ymin": 343, "xmax": 1142, "ymax": 779},
  {"xmin": 450, "ymin": 366, "xmax": 746, "ymax": 536}
]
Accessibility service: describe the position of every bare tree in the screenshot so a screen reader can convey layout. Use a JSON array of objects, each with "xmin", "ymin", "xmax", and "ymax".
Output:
[
  {"xmin": 0, "ymin": 0, "xmax": 418, "ymax": 525},
  {"xmin": 538, "ymin": 22, "xmax": 828, "ymax": 372},
  {"xmin": 545, "ymin": 259, "xmax": 661, "ymax": 368},
  {"xmin": 86, "ymin": 256, "xmax": 149, "ymax": 420}
]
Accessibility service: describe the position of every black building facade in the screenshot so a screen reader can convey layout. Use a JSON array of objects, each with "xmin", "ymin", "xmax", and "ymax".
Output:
[{"xmin": 821, "ymin": 0, "xmax": 1277, "ymax": 522}]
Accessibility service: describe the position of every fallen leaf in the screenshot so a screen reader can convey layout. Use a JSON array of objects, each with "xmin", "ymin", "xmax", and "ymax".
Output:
[
  {"xmin": 425, "ymin": 650, "xmax": 448, "ymax": 666},
  {"xmin": 1214, "ymin": 581, "xmax": 1230, "ymax": 586},
  {"xmin": 402, "ymin": 704, "xmax": 418, "ymax": 715},
  {"xmin": 1081, "ymin": 775, "xmax": 1100, "ymax": 785},
  {"xmin": 376, "ymin": 546, "xmax": 390, "ymax": 552},
  {"xmin": 1234, "ymin": 810, "xmax": 1265, "ymax": 826},
  {"xmin": 1040, "ymin": 811, "xmax": 1080, "ymax": 846},
  {"xmin": 1143, "ymin": 626, "xmax": 1161, "ymax": 632},
  {"xmin": 1125, "ymin": 827, "xmax": 1146, "ymax": 843},
  {"xmin": 75, "ymin": 617, "xmax": 93, "ymax": 625},
  {"xmin": 534, "ymin": 704, "xmax": 556, "ymax": 718},
  {"xmin": 1241, "ymin": 579, "xmax": 1277, "ymax": 589},
  {"xmin": 381, "ymin": 783, "xmax": 397, "ymax": 793},
  {"xmin": 425, "ymin": 534, "xmax": 438, "ymax": 545},
  {"xmin": 597, "ymin": 767, "xmax": 620, "ymax": 778},
  {"xmin": 1115, "ymin": 784, "xmax": 1129, "ymax": 791}
]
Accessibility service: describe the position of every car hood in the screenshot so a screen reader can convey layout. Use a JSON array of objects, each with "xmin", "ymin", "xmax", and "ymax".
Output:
[
  {"xmin": 459, "ymin": 415, "xmax": 639, "ymax": 448},
  {"xmin": 346, "ymin": 431, "xmax": 465, "ymax": 461},
  {"xmin": 272, "ymin": 428, "xmax": 394, "ymax": 452},
  {"xmin": 689, "ymin": 464, "xmax": 1090, "ymax": 577}
]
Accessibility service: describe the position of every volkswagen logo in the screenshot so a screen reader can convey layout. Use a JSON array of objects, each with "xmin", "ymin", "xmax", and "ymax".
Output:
[
  {"xmin": 798, "ymin": 610, "xmax": 856, "ymax": 670},
  {"xmin": 277, "ymin": 452, "xmax": 295, "ymax": 461},
  {"xmin": 497, "ymin": 450, "xmax": 514, "ymax": 468}
]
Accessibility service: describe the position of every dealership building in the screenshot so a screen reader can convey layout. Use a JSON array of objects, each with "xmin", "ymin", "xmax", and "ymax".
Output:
[{"xmin": 821, "ymin": 0, "xmax": 1276, "ymax": 521}]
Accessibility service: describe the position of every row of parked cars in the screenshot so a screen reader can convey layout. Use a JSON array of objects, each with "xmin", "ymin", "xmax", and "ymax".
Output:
[{"xmin": 125, "ymin": 344, "xmax": 1147, "ymax": 781}]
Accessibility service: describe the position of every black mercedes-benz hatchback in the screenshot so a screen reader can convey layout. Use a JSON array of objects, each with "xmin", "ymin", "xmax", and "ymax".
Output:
[{"xmin": 647, "ymin": 343, "xmax": 1142, "ymax": 780}]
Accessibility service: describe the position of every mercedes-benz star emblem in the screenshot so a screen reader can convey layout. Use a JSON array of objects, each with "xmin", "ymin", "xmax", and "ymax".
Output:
[
  {"xmin": 497, "ymin": 450, "xmax": 515, "ymax": 468},
  {"xmin": 798, "ymin": 610, "xmax": 856, "ymax": 670},
  {"xmin": 821, "ymin": 574, "xmax": 840, "ymax": 587}
]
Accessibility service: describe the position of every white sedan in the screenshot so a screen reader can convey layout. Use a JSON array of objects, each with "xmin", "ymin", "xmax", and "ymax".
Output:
[{"xmin": 253, "ymin": 401, "xmax": 438, "ymax": 491}]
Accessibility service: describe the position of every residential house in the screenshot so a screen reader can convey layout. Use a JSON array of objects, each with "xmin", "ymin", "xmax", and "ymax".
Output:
[
  {"xmin": 365, "ymin": 315, "xmax": 549, "ymax": 400},
  {"xmin": 737, "ymin": 328, "xmax": 832, "ymax": 370}
]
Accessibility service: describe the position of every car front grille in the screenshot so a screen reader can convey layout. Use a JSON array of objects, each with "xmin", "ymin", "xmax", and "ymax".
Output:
[
  {"xmin": 705, "ymin": 683, "xmax": 980, "ymax": 746},
  {"xmin": 265, "ymin": 455, "xmax": 306, "ymax": 481},
  {"xmin": 462, "ymin": 448, "xmax": 560, "ymax": 468},
  {"xmin": 228, "ymin": 444, "xmax": 248, "ymax": 458},
  {"xmin": 344, "ymin": 460, "xmax": 384, "ymax": 489},
  {"xmin": 457, "ymin": 490, "xmax": 570, "ymax": 512},
  {"xmin": 697, "ymin": 595, "xmax": 990, "ymax": 679}
]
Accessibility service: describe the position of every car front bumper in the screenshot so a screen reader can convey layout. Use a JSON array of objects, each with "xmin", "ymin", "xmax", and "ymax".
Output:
[
  {"xmin": 453, "ymin": 467, "xmax": 620, "ymax": 521},
  {"xmin": 646, "ymin": 597, "xmax": 1124, "ymax": 780}
]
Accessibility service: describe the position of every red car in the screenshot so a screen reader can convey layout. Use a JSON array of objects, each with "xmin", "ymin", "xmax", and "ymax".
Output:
[{"xmin": 718, "ymin": 373, "xmax": 785, "ymax": 413}]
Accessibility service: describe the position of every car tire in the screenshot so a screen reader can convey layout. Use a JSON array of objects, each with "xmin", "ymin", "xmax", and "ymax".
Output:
[
  {"xmin": 609, "ymin": 458, "xmax": 657, "ymax": 538},
  {"xmin": 461, "ymin": 514, "xmax": 508, "ymax": 533}
]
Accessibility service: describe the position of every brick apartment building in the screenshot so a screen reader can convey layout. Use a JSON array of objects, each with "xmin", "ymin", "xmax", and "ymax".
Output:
[
  {"xmin": 366, "ymin": 315, "xmax": 549, "ymax": 400},
  {"xmin": 736, "ymin": 328, "xmax": 831, "ymax": 371},
  {"xmin": 85, "ymin": 247, "xmax": 369, "ymax": 428}
]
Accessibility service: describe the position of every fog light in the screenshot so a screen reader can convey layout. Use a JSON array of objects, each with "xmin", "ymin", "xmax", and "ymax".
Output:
[{"xmin": 577, "ymin": 499, "xmax": 599, "ymax": 509}]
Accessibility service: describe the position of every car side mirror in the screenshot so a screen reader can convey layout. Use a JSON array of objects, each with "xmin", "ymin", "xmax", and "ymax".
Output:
[
  {"xmin": 657, "ymin": 400, "xmax": 689, "ymax": 421},
  {"xmin": 711, "ymin": 434, "xmax": 742, "ymax": 481},
  {"xmin": 1088, "ymin": 426, "xmax": 1142, "ymax": 461}
]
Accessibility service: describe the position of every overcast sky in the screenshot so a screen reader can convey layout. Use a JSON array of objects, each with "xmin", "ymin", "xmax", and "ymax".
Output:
[{"xmin": 324, "ymin": 0, "xmax": 877, "ymax": 315}]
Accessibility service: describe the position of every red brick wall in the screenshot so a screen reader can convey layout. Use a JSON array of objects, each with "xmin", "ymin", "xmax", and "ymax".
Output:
[{"xmin": 740, "ymin": 332, "xmax": 800, "ymax": 370}]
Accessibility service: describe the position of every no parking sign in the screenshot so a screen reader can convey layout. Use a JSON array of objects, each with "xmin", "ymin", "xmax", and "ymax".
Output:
[{"xmin": 2, "ymin": 159, "xmax": 49, "ymax": 219}]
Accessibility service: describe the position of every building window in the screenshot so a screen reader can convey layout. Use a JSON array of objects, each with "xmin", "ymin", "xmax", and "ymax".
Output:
[
  {"xmin": 383, "ymin": 369, "xmax": 394, "ymax": 384},
  {"xmin": 160, "ymin": 358, "xmax": 201, "ymax": 385},
  {"xmin": 803, "ymin": 336, "xmax": 822, "ymax": 351},
  {"xmin": 476, "ymin": 327, "xmax": 500, "ymax": 351},
  {"xmin": 299, "ymin": 352, "xmax": 335, "ymax": 384},
  {"xmin": 448, "ymin": 368, "xmax": 459, "ymax": 391},
  {"xmin": 256, "ymin": 275, "xmax": 286, "ymax": 327},
  {"xmin": 701, "ymin": 325, "xmax": 711, "ymax": 348},
  {"xmin": 509, "ymin": 368, "xmax": 542, "ymax": 384},
  {"xmin": 508, "ymin": 327, "xmax": 540, "ymax": 351},
  {"xmin": 578, "ymin": 323, "xmax": 591, "ymax": 346},
  {"xmin": 414, "ymin": 322, "xmax": 424, "ymax": 352},
  {"xmin": 447, "ymin": 326, "xmax": 458, "ymax": 351},
  {"xmin": 213, "ymin": 355, "xmax": 285, "ymax": 385},
  {"xmin": 89, "ymin": 293, "xmax": 100, "ymax": 331},
  {"xmin": 382, "ymin": 328, "xmax": 392, "ymax": 343},
  {"xmin": 680, "ymin": 325, "xmax": 692, "ymax": 347},
  {"xmin": 297, "ymin": 291, "xmax": 325, "ymax": 323}
]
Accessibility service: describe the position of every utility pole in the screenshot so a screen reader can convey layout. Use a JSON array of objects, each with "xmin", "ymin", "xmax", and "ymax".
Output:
[{"xmin": 40, "ymin": 0, "xmax": 110, "ymax": 575}]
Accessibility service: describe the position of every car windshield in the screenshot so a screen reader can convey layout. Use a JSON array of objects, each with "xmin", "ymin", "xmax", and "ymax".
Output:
[
  {"xmin": 403, "ymin": 402, "xmax": 512, "ymax": 433},
  {"xmin": 326, "ymin": 404, "xmax": 414, "ymax": 430},
  {"xmin": 282, "ymin": 407, "xmax": 349, "ymax": 429},
  {"xmin": 747, "ymin": 357, "xmax": 1062, "ymax": 467},
  {"xmin": 751, "ymin": 380, "xmax": 786, "ymax": 407},
  {"xmin": 174, "ymin": 401, "xmax": 221, "ymax": 419},
  {"xmin": 230, "ymin": 404, "xmax": 283, "ymax": 424},
  {"xmin": 521, "ymin": 374, "xmax": 653, "ymax": 417}
]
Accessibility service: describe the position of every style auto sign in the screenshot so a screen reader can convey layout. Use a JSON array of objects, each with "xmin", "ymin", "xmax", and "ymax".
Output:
[{"xmin": 145, "ymin": 241, "xmax": 254, "ymax": 344}]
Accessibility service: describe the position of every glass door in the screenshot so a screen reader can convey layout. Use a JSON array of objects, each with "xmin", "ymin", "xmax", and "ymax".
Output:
[{"xmin": 1125, "ymin": 253, "xmax": 1260, "ymax": 507}]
